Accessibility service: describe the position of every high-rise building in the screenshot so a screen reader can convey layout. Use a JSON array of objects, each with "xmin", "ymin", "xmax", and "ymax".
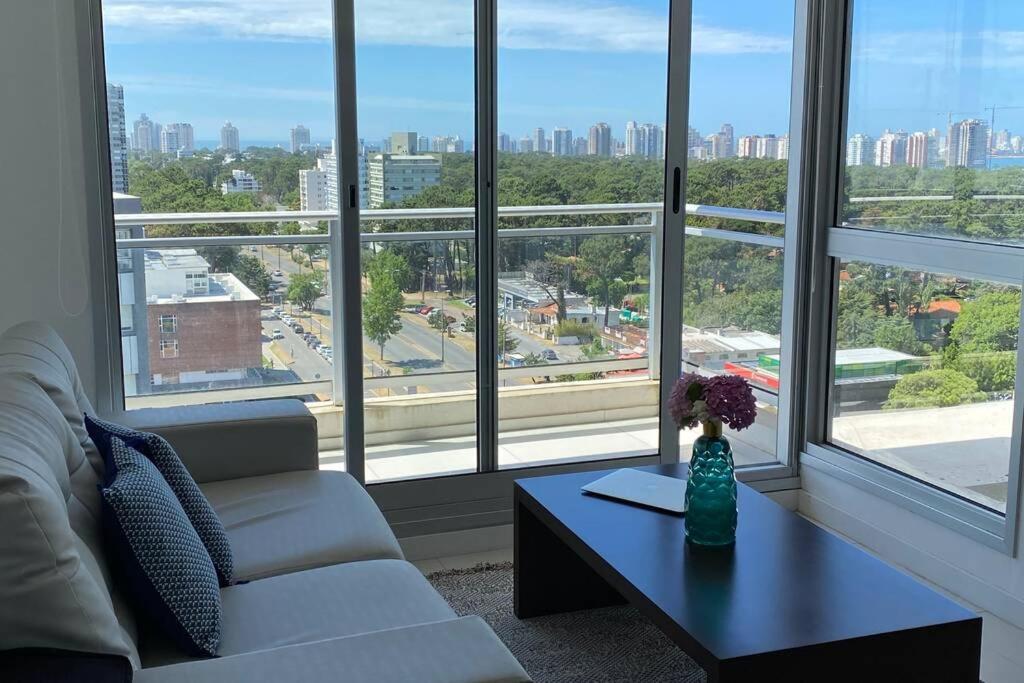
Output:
[
  {"xmin": 573, "ymin": 137, "xmax": 588, "ymax": 157},
  {"xmin": 552, "ymin": 127, "xmax": 573, "ymax": 156},
  {"xmin": 390, "ymin": 131, "xmax": 417, "ymax": 155},
  {"xmin": 1012, "ymin": 135, "xmax": 1024, "ymax": 155},
  {"xmin": 756, "ymin": 134, "xmax": 779, "ymax": 160},
  {"xmin": 874, "ymin": 130, "xmax": 908, "ymax": 167},
  {"xmin": 220, "ymin": 121, "xmax": 239, "ymax": 153},
  {"xmin": 291, "ymin": 125, "xmax": 311, "ymax": 153},
  {"xmin": 846, "ymin": 133, "xmax": 873, "ymax": 166},
  {"xmin": 159, "ymin": 127, "xmax": 178, "ymax": 154},
  {"xmin": 498, "ymin": 132, "xmax": 511, "ymax": 152},
  {"xmin": 993, "ymin": 129, "xmax": 1011, "ymax": 152},
  {"xmin": 446, "ymin": 136, "xmax": 465, "ymax": 153},
  {"xmin": 639, "ymin": 123, "xmax": 664, "ymax": 159},
  {"xmin": 532, "ymin": 128, "xmax": 546, "ymax": 155},
  {"xmin": 905, "ymin": 132, "xmax": 929, "ymax": 168},
  {"xmin": 299, "ymin": 140, "xmax": 367, "ymax": 212},
  {"xmin": 738, "ymin": 135, "xmax": 759, "ymax": 158},
  {"xmin": 687, "ymin": 126, "xmax": 702, "ymax": 156},
  {"xmin": 132, "ymin": 113, "xmax": 154, "ymax": 153},
  {"xmin": 106, "ymin": 83, "xmax": 128, "ymax": 193},
  {"xmin": 776, "ymin": 134, "xmax": 790, "ymax": 161},
  {"xmin": 947, "ymin": 118, "xmax": 989, "ymax": 169},
  {"xmin": 169, "ymin": 123, "xmax": 194, "ymax": 152},
  {"xmin": 718, "ymin": 123, "xmax": 735, "ymax": 158},
  {"xmin": 518, "ymin": 137, "xmax": 533, "ymax": 154},
  {"xmin": 625, "ymin": 121, "xmax": 640, "ymax": 156},
  {"xmin": 588, "ymin": 122, "xmax": 612, "ymax": 157},
  {"xmin": 367, "ymin": 154, "xmax": 441, "ymax": 208},
  {"xmin": 927, "ymin": 129, "xmax": 944, "ymax": 168},
  {"xmin": 417, "ymin": 135, "xmax": 430, "ymax": 154}
]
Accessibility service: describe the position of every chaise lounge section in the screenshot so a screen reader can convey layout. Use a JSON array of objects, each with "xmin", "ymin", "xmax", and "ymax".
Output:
[{"xmin": 0, "ymin": 321, "xmax": 529, "ymax": 682}]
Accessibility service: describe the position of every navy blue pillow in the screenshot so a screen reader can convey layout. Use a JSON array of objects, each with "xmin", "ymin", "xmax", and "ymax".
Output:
[
  {"xmin": 85, "ymin": 414, "xmax": 234, "ymax": 587},
  {"xmin": 100, "ymin": 436, "xmax": 222, "ymax": 657}
]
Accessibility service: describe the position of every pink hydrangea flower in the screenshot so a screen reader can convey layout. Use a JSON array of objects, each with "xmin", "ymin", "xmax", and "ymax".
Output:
[{"xmin": 668, "ymin": 372, "xmax": 757, "ymax": 431}]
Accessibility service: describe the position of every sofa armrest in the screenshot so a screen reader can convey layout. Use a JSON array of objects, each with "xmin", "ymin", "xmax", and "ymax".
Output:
[
  {"xmin": 119, "ymin": 399, "xmax": 318, "ymax": 484},
  {"xmin": 133, "ymin": 616, "xmax": 530, "ymax": 683}
]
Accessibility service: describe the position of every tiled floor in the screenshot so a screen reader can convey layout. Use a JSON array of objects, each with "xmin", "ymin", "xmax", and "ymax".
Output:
[{"xmin": 415, "ymin": 547, "xmax": 1024, "ymax": 682}]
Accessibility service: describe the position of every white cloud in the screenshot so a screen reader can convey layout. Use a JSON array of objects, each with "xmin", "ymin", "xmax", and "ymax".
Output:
[
  {"xmin": 853, "ymin": 29, "xmax": 1024, "ymax": 69},
  {"xmin": 102, "ymin": 0, "xmax": 790, "ymax": 55}
]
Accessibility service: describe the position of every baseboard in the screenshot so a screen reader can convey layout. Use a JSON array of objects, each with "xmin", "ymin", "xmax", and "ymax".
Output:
[
  {"xmin": 400, "ymin": 524, "xmax": 513, "ymax": 561},
  {"xmin": 800, "ymin": 489, "xmax": 1024, "ymax": 629}
]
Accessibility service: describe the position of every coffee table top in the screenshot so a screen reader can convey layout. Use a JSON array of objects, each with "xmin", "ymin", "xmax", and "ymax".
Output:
[{"xmin": 515, "ymin": 464, "xmax": 978, "ymax": 664}]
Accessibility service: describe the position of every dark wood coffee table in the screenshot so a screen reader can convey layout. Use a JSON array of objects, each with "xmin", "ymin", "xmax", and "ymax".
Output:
[{"xmin": 514, "ymin": 464, "xmax": 981, "ymax": 682}]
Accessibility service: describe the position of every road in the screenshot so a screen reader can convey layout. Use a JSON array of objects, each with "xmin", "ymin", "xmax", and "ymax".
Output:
[{"xmin": 256, "ymin": 249, "xmax": 597, "ymax": 391}]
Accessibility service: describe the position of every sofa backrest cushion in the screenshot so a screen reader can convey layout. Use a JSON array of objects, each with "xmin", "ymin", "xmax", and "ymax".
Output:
[
  {"xmin": 86, "ymin": 414, "xmax": 234, "ymax": 586},
  {"xmin": 0, "ymin": 372, "xmax": 139, "ymax": 666},
  {"xmin": 100, "ymin": 436, "xmax": 222, "ymax": 658}
]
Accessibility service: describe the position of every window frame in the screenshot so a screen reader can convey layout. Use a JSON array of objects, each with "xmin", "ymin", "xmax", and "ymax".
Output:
[
  {"xmin": 159, "ymin": 338, "xmax": 179, "ymax": 359},
  {"xmin": 798, "ymin": 0, "xmax": 1024, "ymax": 554},
  {"xmin": 85, "ymin": 0, "xmax": 814, "ymax": 533}
]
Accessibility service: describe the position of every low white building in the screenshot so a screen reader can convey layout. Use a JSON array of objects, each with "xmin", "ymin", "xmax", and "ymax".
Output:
[{"xmin": 221, "ymin": 169, "xmax": 261, "ymax": 194}]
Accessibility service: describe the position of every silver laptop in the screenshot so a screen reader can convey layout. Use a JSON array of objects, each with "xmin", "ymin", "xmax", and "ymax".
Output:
[{"xmin": 581, "ymin": 469, "xmax": 687, "ymax": 514}]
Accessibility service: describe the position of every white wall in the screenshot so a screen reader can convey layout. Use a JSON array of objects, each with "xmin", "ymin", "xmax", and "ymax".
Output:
[
  {"xmin": 0, "ymin": 2, "xmax": 104, "ymax": 403},
  {"xmin": 800, "ymin": 464, "xmax": 1024, "ymax": 628}
]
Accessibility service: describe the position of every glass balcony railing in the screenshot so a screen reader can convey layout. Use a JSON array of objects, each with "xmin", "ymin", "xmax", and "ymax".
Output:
[{"xmin": 114, "ymin": 202, "xmax": 786, "ymax": 479}]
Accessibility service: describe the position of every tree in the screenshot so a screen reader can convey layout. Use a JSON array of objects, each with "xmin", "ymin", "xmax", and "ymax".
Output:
[
  {"xmin": 579, "ymin": 236, "xmax": 630, "ymax": 327},
  {"xmin": 233, "ymin": 255, "xmax": 273, "ymax": 298},
  {"xmin": 199, "ymin": 245, "xmax": 240, "ymax": 273},
  {"xmin": 367, "ymin": 249, "xmax": 413, "ymax": 290},
  {"xmin": 287, "ymin": 272, "xmax": 322, "ymax": 311},
  {"xmin": 947, "ymin": 291, "xmax": 1021, "ymax": 356},
  {"xmin": 526, "ymin": 258, "xmax": 572, "ymax": 322},
  {"xmin": 363, "ymin": 274, "xmax": 404, "ymax": 359},
  {"xmin": 498, "ymin": 321, "xmax": 519, "ymax": 356},
  {"xmin": 884, "ymin": 369, "xmax": 986, "ymax": 410},
  {"xmin": 873, "ymin": 318, "xmax": 926, "ymax": 356}
]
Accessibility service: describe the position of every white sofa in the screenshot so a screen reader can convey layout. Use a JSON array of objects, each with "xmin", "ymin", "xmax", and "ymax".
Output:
[{"xmin": 0, "ymin": 322, "xmax": 529, "ymax": 682}]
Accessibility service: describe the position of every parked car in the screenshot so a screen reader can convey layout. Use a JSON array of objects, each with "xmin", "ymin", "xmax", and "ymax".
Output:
[
  {"xmin": 271, "ymin": 329, "xmax": 284, "ymax": 340},
  {"xmin": 249, "ymin": 246, "xmax": 258, "ymax": 253},
  {"xmin": 403, "ymin": 305, "xmax": 421, "ymax": 313},
  {"xmin": 272, "ymin": 269, "xmax": 283, "ymax": 277},
  {"xmin": 418, "ymin": 306, "xmax": 434, "ymax": 315},
  {"xmin": 309, "ymin": 339, "xmax": 321, "ymax": 349},
  {"xmin": 273, "ymin": 306, "xmax": 283, "ymax": 315},
  {"xmin": 541, "ymin": 349, "xmax": 558, "ymax": 361},
  {"xmin": 319, "ymin": 346, "xmax": 332, "ymax": 357},
  {"xmin": 292, "ymin": 324, "xmax": 305, "ymax": 335}
]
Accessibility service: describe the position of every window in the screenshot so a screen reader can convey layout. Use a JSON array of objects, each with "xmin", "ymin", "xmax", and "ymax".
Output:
[
  {"xmin": 679, "ymin": 1, "xmax": 796, "ymax": 466},
  {"xmin": 94, "ymin": 0, "xmax": 808, "ymax": 501},
  {"xmin": 806, "ymin": 0, "xmax": 1024, "ymax": 547},
  {"xmin": 160, "ymin": 339, "xmax": 179, "ymax": 359}
]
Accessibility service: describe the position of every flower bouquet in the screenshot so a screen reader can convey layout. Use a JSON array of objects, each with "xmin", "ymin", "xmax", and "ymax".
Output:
[{"xmin": 668, "ymin": 372, "xmax": 757, "ymax": 546}]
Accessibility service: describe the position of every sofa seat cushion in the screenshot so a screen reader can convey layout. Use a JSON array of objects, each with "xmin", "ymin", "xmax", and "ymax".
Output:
[
  {"xmin": 141, "ymin": 559, "xmax": 455, "ymax": 667},
  {"xmin": 85, "ymin": 414, "xmax": 234, "ymax": 587},
  {"xmin": 101, "ymin": 436, "xmax": 222, "ymax": 658},
  {"xmin": 199, "ymin": 470, "xmax": 403, "ymax": 581},
  {"xmin": 135, "ymin": 616, "xmax": 531, "ymax": 683}
]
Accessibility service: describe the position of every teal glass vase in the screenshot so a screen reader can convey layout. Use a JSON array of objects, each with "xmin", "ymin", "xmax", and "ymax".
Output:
[{"xmin": 684, "ymin": 421, "xmax": 738, "ymax": 546}]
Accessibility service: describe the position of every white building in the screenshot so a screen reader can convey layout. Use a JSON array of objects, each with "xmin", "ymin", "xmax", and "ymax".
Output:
[
  {"xmin": 625, "ymin": 121, "xmax": 640, "ymax": 156},
  {"xmin": 132, "ymin": 113, "xmax": 155, "ymax": 153},
  {"xmin": 874, "ymin": 130, "xmax": 907, "ymax": 167},
  {"xmin": 947, "ymin": 118, "xmax": 989, "ymax": 169},
  {"xmin": 291, "ymin": 125, "xmax": 311, "ymax": 153},
  {"xmin": 220, "ymin": 121, "xmax": 239, "ymax": 152},
  {"xmin": 367, "ymin": 154, "xmax": 442, "ymax": 208},
  {"xmin": 640, "ymin": 123, "xmax": 664, "ymax": 160},
  {"xmin": 846, "ymin": 133, "xmax": 873, "ymax": 166},
  {"xmin": 106, "ymin": 83, "xmax": 128, "ymax": 193},
  {"xmin": 298, "ymin": 140, "xmax": 368, "ymax": 212},
  {"xmin": 221, "ymin": 169, "xmax": 261, "ymax": 194},
  {"xmin": 756, "ymin": 134, "xmax": 779, "ymax": 159},
  {"xmin": 738, "ymin": 135, "xmax": 759, "ymax": 158}
]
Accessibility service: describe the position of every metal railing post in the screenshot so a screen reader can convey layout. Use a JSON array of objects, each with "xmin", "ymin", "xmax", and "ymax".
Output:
[{"xmin": 648, "ymin": 210, "xmax": 663, "ymax": 381}]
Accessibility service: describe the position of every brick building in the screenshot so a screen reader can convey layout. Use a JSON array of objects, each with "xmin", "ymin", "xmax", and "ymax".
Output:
[{"xmin": 144, "ymin": 249, "xmax": 262, "ymax": 387}]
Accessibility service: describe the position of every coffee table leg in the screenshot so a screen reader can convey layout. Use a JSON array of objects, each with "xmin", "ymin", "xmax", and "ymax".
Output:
[{"xmin": 514, "ymin": 488, "xmax": 626, "ymax": 619}]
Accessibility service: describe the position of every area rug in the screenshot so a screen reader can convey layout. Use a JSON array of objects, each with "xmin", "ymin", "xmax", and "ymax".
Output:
[{"xmin": 427, "ymin": 562, "xmax": 707, "ymax": 683}]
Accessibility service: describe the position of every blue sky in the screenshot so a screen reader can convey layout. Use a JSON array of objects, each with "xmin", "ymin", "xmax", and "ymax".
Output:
[{"xmin": 101, "ymin": 0, "xmax": 1024, "ymax": 148}]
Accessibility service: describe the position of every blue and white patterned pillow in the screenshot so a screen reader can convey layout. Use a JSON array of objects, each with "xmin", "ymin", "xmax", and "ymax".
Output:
[
  {"xmin": 100, "ymin": 435, "xmax": 222, "ymax": 657},
  {"xmin": 85, "ymin": 414, "xmax": 234, "ymax": 586}
]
